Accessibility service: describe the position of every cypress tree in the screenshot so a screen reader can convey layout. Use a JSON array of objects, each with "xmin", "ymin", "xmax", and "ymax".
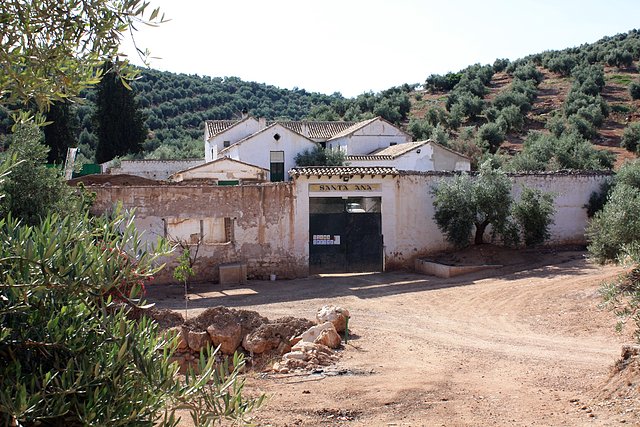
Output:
[
  {"xmin": 94, "ymin": 62, "xmax": 147, "ymax": 163},
  {"xmin": 43, "ymin": 101, "xmax": 79, "ymax": 164}
]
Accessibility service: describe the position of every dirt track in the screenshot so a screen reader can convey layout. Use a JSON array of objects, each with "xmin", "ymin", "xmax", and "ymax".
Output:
[{"xmin": 148, "ymin": 251, "xmax": 636, "ymax": 426}]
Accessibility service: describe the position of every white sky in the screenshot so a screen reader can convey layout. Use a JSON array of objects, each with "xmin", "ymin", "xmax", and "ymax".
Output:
[{"xmin": 121, "ymin": 0, "xmax": 640, "ymax": 97}]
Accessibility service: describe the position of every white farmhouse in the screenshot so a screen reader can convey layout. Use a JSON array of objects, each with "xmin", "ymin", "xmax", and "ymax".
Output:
[
  {"xmin": 202, "ymin": 115, "xmax": 469, "ymax": 182},
  {"xmin": 347, "ymin": 140, "xmax": 470, "ymax": 172}
]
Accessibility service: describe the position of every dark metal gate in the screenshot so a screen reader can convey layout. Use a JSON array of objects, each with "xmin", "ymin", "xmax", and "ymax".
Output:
[{"xmin": 309, "ymin": 197, "xmax": 383, "ymax": 274}]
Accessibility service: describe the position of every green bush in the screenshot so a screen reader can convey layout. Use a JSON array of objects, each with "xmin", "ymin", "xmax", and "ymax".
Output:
[
  {"xmin": 432, "ymin": 162, "xmax": 512, "ymax": 246},
  {"xmin": 621, "ymin": 122, "xmax": 640, "ymax": 153},
  {"xmin": 512, "ymin": 187, "xmax": 555, "ymax": 246},
  {"xmin": 493, "ymin": 58, "xmax": 510, "ymax": 73},
  {"xmin": 512, "ymin": 63, "xmax": 544, "ymax": 85},
  {"xmin": 507, "ymin": 131, "xmax": 613, "ymax": 171},
  {"xmin": 476, "ymin": 122, "xmax": 505, "ymax": 153},
  {"xmin": 547, "ymin": 54, "xmax": 577, "ymax": 76},
  {"xmin": 497, "ymin": 105, "xmax": 524, "ymax": 133},
  {"xmin": 0, "ymin": 209, "xmax": 264, "ymax": 425},
  {"xmin": 407, "ymin": 117, "xmax": 434, "ymax": 141},
  {"xmin": 294, "ymin": 144, "xmax": 346, "ymax": 166},
  {"xmin": 587, "ymin": 183, "xmax": 640, "ymax": 263}
]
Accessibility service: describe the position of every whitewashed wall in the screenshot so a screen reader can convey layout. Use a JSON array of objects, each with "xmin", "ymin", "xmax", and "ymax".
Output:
[
  {"xmin": 204, "ymin": 117, "xmax": 261, "ymax": 162},
  {"xmin": 222, "ymin": 124, "xmax": 316, "ymax": 181},
  {"xmin": 330, "ymin": 118, "xmax": 411, "ymax": 155}
]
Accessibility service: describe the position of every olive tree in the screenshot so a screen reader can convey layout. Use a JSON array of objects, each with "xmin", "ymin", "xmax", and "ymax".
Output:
[
  {"xmin": 432, "ymin": 162, "xmax": 513, "ymax": 246},
  {"xmin": 432, "ymin": 162, "xmax": 555, "ymax": 247},
  {"xmin": 0, "ymin": 0, "xmax": 166, "ymax": 116},
  {"xmin": 0, "ymin": 207, "xmax": 264, "ymax": 426}
]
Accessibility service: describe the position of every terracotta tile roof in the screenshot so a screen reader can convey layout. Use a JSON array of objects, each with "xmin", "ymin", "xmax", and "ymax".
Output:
[
  {"xmin": 369, "ymin": 141, "xmax": 430, "ymax": 158},
  {"xmin": 205, "ymin": 117, "xmax": 361, "ymax": 140},
  {"xmin": 289, "ymin": 166, "xmax": 398, "ymax": 177},
  {"xmin": 346, "ymin": 154, "xmax": 393, "ymax": 161},
  {"xmin": 326, "ymin": 117, "xmax": 379, "ymax": 140},
  {"xmin": 205, "ymin": 120, "xmax": 239, "ymax": 137},
  {"xmin": 275, "ymin": 120, "xmax": 358, "ymax": 139}
]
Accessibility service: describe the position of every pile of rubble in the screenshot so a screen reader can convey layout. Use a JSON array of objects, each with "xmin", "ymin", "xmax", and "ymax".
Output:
[{"xmin": 154, "ymin": 305, "xmax": 350, "ymax": 373}]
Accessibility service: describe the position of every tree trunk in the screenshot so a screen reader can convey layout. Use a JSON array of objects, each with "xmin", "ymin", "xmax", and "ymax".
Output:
[{"xmin": 475, "ymin": 221, "xmax": 488, "ymax": 245}]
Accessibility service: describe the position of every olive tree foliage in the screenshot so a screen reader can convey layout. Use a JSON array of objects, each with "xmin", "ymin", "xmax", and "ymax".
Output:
[
  {"xmin": 587, "ymin": 160, "xmax": 640, "ymax": 263},
  {"xmin": 0, "ymin": 0, "xmax": 166, "ymax": 118},
  {"xmin": 432, "ymin": 162, "xmax": 555, "ymax": 248},
  {"xmin": 432, "ymin": 162, "xmax": 513, "ymax": 246},
  {"xmin": 294, "ymin": 144, "xmax": 346, "ymax": 166},
  {"xmin": 0, "ymin": 123, "xmax": 86, "ymax": 226},
  {"xmin": 0, "ymin": 207, "xmax": 264, "ymax": 426}
]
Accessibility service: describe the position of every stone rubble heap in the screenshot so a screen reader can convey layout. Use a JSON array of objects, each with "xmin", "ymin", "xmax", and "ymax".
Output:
[{"xmin": 155, "ymin": 305, "xmax": 350, "ymax": 373}]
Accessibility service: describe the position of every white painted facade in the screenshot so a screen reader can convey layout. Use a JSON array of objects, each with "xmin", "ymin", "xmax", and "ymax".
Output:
[
  {"xmin": 103, "ymin": 159, "xmax": 204, "ymax": 180},
  {"xmin": 327, "ymin": 118, "xmax": 411, "ymax": 155},
  {"xmin": 170, "ymin": 157, "xmax": 268, "ymax": 183},
  {"xmin": 204, "ymin": 117, "xmax": 261, "ymax": 162},
  {"xmin": 292, "ymin": 169, "xmax": 611, "ymax": 270},
  {"xmin": 219, "ymin": 123, "xmax": 316, "ymax": 181},
  {"xmin": 347, "ymin": 141, "xmax": 471, "ymax": 172}
]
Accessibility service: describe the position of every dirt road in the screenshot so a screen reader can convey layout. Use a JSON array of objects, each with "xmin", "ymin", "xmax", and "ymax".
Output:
[{"xmin": 149, "ymin": 251, "xmax": 636, "ymax": 426}]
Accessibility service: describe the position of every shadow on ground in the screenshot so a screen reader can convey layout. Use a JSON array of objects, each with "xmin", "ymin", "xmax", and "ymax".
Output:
[{"xmin": 146, "ymin": 252, "xmax": 597, "ymax": 311}]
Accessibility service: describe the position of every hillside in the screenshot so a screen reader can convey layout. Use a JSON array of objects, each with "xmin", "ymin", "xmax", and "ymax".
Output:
[
  {"xmin": 3, "ymin": 29, "xmax": 640, "ymax": 169},
  {"xmin": 405, "ymin": 29, "xmax": 640, "ymax": 169}
]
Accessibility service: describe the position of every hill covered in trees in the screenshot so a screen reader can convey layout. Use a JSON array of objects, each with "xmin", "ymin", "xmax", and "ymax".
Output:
[{"xmin": 3, "ymin": 29, "xmax": 640, "ymax": 168}]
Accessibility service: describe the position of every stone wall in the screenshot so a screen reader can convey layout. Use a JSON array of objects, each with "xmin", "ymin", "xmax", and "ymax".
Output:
[
  {"xmin": 89, "ymin": 171, "xmax": 611, "ymax": 282},
  {"xmin": 90, "ymin": 182, "xmax": 306, "ymax": 283}
]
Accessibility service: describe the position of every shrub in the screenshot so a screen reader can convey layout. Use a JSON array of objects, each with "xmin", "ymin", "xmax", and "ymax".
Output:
[
  {"xmin": 407, "ymin": 117, "xmax": 434, "ymax": 141},
  {"xmin": 507, "ymin": 131, "xmax": 613, "ymax": 171},
  {"xmin": 476, "ymin": 122, "xmax": 505, "ymax": 153},
  {"xmin": 493, "ymin": 90, "xmax": 532, "ymax": 114},
  {"xmin": 512, "ymin": 187, "xmax": 555, "ymax": 246},
  {"xmin": 512, "ymin": 63, "xmax": 544, "ymax": 85},
  {"xmin": 0, "ymin": 209, "xmax": 264, "ymax": 425},
  {"xmin": 629, "ymin": 81, "xmax": 640, "ymax": 100},
  {"xmin": 425, "ymin": 72, "xmax": 461, "ymax": 93},
  {"xmin": 587, "ymin": 183, "xmax": 640, "ymax": 263},
  {"xmin": 606, "ymin": 49, "xmax": 634, "ymax": 68},
  {"xmin": 295, "ymin": 144, "xmax": 346, "ymax": 166},
  {"xmin": 547, "ymin": 54, "xmax": 577, "ymax": 76},
  {"xmin": 497, "ymin": 105, "xmax": 524, "ymax": 133},
  {"xmin": 431, "ymin": 162, "xmax": 512, "ymax": 247},
  {"xmin": 621, "ymin": 122, "xmax": 640, "ymax": 153},
  {"xmin": 493, "ymin": 58, "xmax": 510, "ymax": 73},
  {"xmin": 545, "ymin": 115, "xmax": 567, "ymax": 138}
]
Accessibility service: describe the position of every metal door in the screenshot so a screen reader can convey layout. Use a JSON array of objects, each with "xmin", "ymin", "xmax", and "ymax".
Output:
[{"xmin": 309, "ymin": 197, "xmax": 383, "ymax": 273}]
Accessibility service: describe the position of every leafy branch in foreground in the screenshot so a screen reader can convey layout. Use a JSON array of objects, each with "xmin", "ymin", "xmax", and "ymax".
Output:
[{"xmin": 0, "ymin": 208, "xmax": 263, "ymax": 426}]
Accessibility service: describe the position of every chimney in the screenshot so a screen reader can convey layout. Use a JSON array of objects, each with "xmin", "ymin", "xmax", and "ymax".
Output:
[
  {"xmin": 301, "ymin": 122, "xmax": 309, "ymax": 137},
  {"xmin": 258, "ymin": 117, "xmax": 267, "ymax": 129}
]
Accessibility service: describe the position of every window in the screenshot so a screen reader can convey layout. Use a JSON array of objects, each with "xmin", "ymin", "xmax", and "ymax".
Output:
[
  {"xmin": 389, "ymin": 142, "xmax": 397, "ymax": 146},
  {"xmin": 223, "ymin": 140, "xmax": 231, "ymax": 148},
  {"xmin": 164, "ymin": 218, "xmax": 233, "ymax": 244},
  {"xmin": 270, "ymin": 151, "xmax": 285, "ymax": 182}
]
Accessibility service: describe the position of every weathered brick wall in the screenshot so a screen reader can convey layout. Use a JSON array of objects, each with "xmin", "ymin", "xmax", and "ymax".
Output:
[{"xmin": 90, "ymin": 182, "xmax": 307, "ymax": 283}]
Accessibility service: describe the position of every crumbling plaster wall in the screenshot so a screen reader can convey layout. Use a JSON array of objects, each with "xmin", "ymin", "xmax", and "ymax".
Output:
[{"xmin": 90, "ymin": 183, "xmax": 306, "ymax": 283}]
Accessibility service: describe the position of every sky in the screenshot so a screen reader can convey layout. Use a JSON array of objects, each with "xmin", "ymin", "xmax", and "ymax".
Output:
[{"xmin": 121, "ymin": 0, "xmax": 640, "ymax": 98}]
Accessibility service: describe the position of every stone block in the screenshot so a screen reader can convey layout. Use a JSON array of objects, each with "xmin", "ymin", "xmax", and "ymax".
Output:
[{"xmin": 219, "ymin": 262, "xmax": 247, "ymax": 285}]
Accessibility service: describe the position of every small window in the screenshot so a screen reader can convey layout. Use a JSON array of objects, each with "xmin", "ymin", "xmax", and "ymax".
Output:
[
  {"xmin": 165, "ymin": 217, "xmax": 233, "ymax": 244},
  {"xmin": 389, "ymin": 142, "xmax": 397, "ymax": 146},
  {"xmin": 223, "ymin": 140, "xmax": 231, "ymax": 148},
  {"xmin": 273, "ymin": 133, "xmax": 281, "ymax": 141},
  {"xmin": 270, "ymin": 151, "xmax": 285, "ymax": 182}
]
